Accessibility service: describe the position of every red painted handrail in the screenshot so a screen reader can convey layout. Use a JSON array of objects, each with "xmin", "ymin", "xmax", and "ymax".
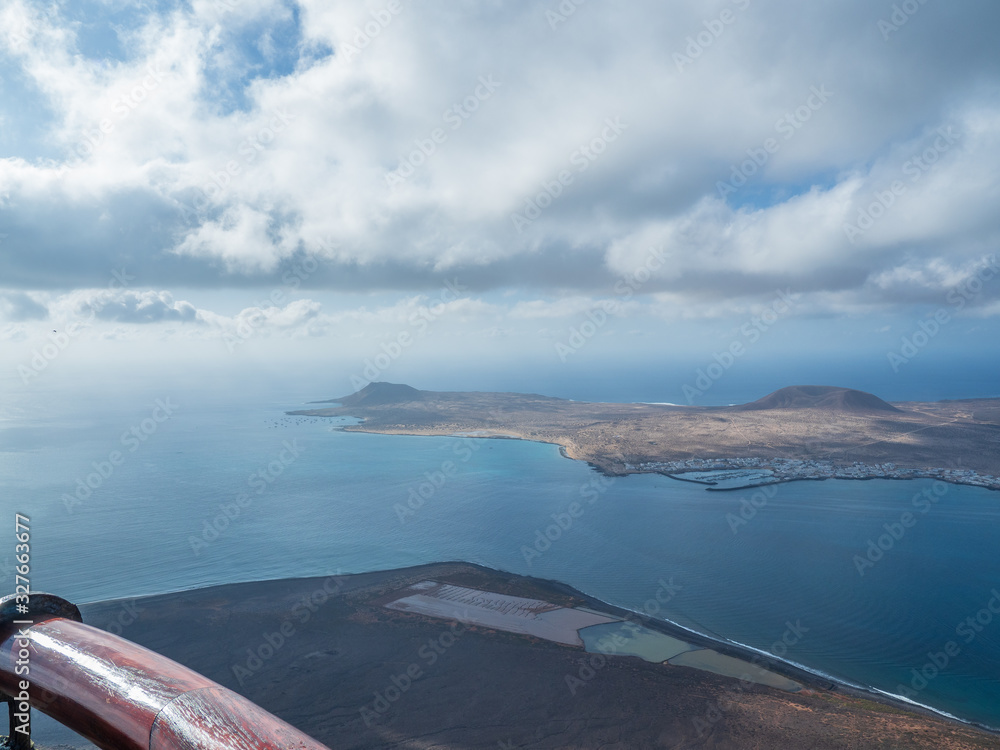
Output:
[{"xmin": 0, "ymin": 594, "xmax": 330, "ymax": 750}]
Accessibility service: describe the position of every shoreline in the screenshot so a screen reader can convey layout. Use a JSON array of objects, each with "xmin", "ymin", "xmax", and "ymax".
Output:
[
  {"xmin": 324, "ymin": 419, "xmax": 1000, "ymax": 493},
  {"xmin": 86, "ymin": 562, "xmax": 1000, "ymax": 739},
  {"xmin": 301, "ymin": 415, "xmax": 1000, "ymax": 734},
  {"xmin": 488, "ymin": 566, "xmax": 999, "ymax": 736}
]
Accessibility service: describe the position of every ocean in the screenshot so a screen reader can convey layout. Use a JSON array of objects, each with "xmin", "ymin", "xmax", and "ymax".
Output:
[{"xmin": 1, "ymin": 383, "xmax": 999, "ymax": 738}]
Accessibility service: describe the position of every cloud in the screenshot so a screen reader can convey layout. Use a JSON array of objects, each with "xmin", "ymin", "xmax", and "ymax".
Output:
[
  {"xmin": 53, "ymin": 289, "xmax": 200, "ymax": 324},
  {"xmin": 0, "ymin": 291, "xmax": 48, "ymax": 321},
  {"xmin": 173, "ymin": 203, "xmax": 300, "ymax": 273},
  {"xmin": 198, "ymin": 297, "xmax": 321, "ymax": 334},
  {"xmin": 0, "ymin": 0, "xmax": 998, "ymax": 323}
]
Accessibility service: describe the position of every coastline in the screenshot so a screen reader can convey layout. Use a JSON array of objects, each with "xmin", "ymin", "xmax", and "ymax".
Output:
[
  {"xmin": 291, "ymin": 385, "xmax": 1000, "ymax": 494},
  {"xmin": 323, "ymin": 418, "xmax": 1000, "ymax": 493},
  {"xmin": 81, "ymin": 563, "xmax": 1000, "ymax": 744},
  {"xmin": 583, "ymin": 592, "xmax": 998, "ymax": 736},
  {"xmin": 503, "ymin": 568, "xmax": 996, "ymax": 734},
  {"xmin": 300, "ymin": 413, "xmax": 1000, "ymax": 735}
]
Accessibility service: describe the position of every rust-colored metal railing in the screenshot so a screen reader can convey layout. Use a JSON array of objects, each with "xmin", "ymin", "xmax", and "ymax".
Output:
[{"xmin": 0, "ymin": 593, "xmax": 331, "ymax": 750}]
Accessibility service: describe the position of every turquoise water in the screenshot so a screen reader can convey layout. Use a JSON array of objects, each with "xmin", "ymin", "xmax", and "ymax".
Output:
[
  {"xmin": 578, "ymin": 621, "xmax": 697, "ymax": 662},
  {"xmin": 1, "ymin": 390, "xmax": 999, "ymax": 731}
]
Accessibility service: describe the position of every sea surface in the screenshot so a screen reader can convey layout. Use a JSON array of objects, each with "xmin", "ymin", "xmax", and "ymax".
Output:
[{"xmin": 1, "ymin": 387, "xmax": 999, "ymax": 736}]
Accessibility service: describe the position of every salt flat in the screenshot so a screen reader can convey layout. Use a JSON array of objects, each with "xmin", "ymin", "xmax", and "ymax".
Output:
[{"xmin": 385, "ymin": 581, "xmax": 617, "ymax": 646}]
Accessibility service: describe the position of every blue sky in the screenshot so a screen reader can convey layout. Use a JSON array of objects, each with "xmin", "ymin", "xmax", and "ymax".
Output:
[{"xmin": 1, "ymin": 0, "xmax": 999, "ymax": 403}]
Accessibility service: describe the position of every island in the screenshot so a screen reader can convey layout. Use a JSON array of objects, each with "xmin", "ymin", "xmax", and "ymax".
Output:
[{"xmin": 290, "ymin": 383, "xmax": 1000, "ymax": 491}]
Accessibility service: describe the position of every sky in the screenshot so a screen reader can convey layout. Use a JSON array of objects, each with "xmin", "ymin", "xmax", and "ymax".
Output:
[{"xmin": 1, "ymin": 0, "xmax": 999, "ymax": 404}]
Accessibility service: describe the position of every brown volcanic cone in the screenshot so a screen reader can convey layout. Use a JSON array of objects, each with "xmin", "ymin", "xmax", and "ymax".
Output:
[
  {"xmin": 325, "ymin": 382, "xmax": 425, "ymax": 407},
  {"xmin": 734, "ymin": 385, "xmax": 902, "ymax": 413}
]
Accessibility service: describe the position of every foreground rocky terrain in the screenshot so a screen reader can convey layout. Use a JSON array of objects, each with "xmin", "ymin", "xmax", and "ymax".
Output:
[{"xmin": 66, "ymin": 563, "xmax": 1000, "ymax": 749}]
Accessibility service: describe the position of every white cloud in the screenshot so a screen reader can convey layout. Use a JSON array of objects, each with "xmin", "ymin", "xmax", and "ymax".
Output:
[
  {"xmin": 50, "ymin": 289, "xmax": 200, "ymax": 324},
  {"xmin": 0, "ymin": 291, "xmax": 48, "ymax": 321},
  {"xmin": 0, "ymin": 0, "xmax": 998, "ymax": 324}
]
